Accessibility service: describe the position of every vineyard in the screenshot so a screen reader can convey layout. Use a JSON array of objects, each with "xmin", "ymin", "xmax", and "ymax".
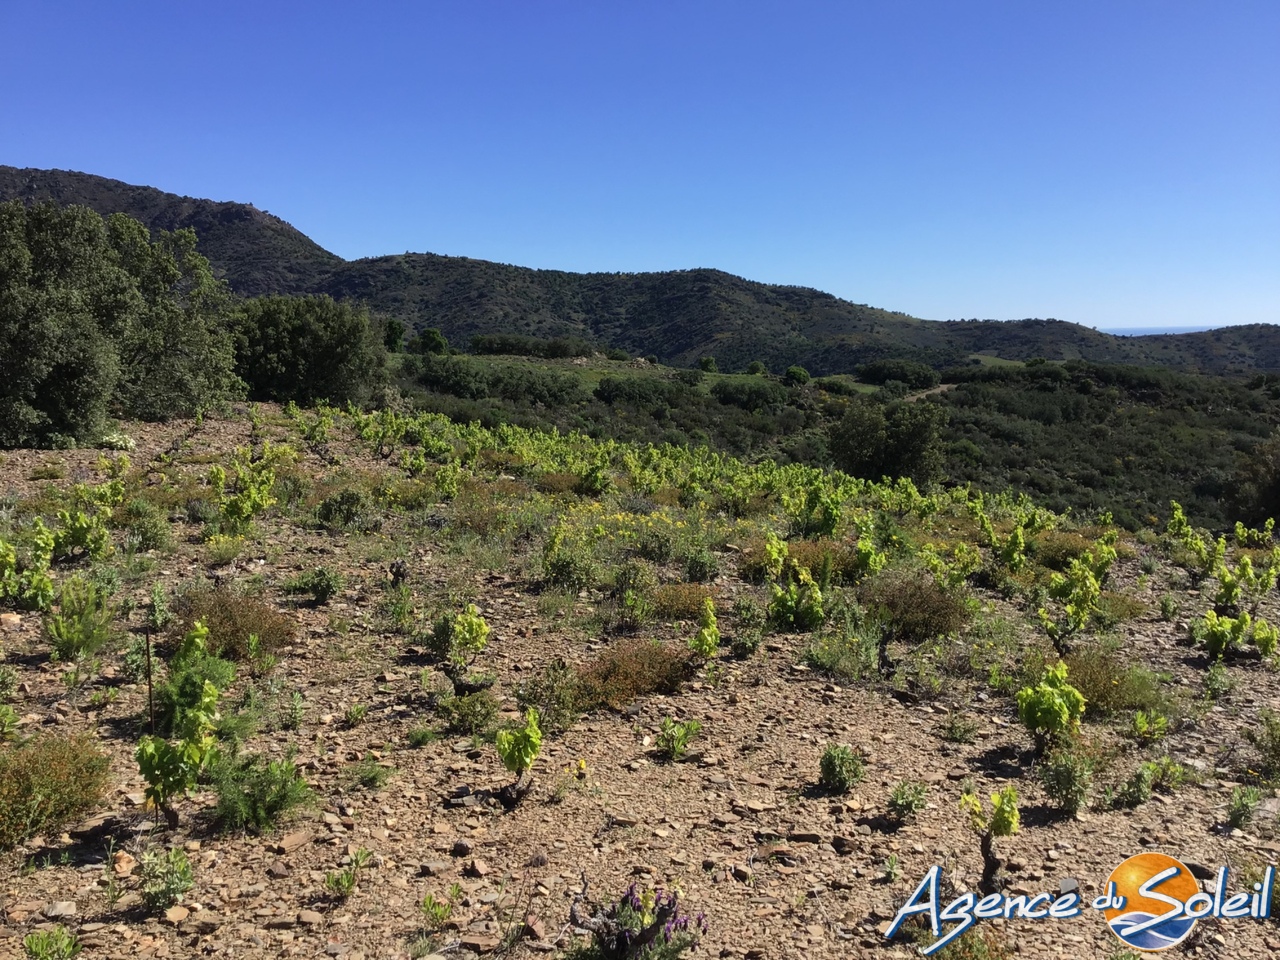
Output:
[{"xmin": 1, "ymin": 404, "xmax": 1279, "ymax": 959}]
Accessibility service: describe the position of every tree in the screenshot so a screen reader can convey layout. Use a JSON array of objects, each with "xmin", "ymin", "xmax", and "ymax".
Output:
[
  {"xmin": 234, "ymin": 295, "xmax": 386, "ymax": 405},
  {"xmin": 106, "ymin": 215, "xmax": 240, "ymax": 421},
  {"xmin": 784, "ymin": 365, "xmax": 811, "ymax": 386},
  {"xmin": 1233, "ymin": 431, "xmax": 1280, "ymax": 526},
  {"xmin": 0, "ymin": 201, "xmax": 242, "ymax": 447},
  {"xmin": 745, "ymin": 360, "xmax": 767, "ymax": 375},
  {"xmin": 383, "ymin": 316, "xmax": 406, "ymax": 353},
  {"xmin": 698, "ymin": 356, "xmax": 718, "ymax": 373},
  {"xmin": 0, "ymin": 201, "xmax": 131, "ymax": 447},
  {"xmin": 829, "ymin": 399, "xmax": 947, "ymax": 486},
  {"xmin": 407, "ymin": 327, "xmax": 449, "ymax": 355}
]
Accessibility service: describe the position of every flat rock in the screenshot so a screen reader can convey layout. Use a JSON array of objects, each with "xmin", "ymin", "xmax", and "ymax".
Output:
[
  {"xmin": 275, "ymin": 830, "xmax": 313, "ymax": 854},
  {"xmin": 44, "ymin": 902, "xmax": 77, "ymax": 918}
]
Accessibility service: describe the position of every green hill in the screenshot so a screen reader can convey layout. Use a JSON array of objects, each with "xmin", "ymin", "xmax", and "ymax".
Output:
[{"xmin": 3, "ymin": 164, "xmax": 1277, "ymax": 375}]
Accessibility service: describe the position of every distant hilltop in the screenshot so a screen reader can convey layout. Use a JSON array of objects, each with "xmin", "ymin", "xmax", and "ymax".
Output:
[{"xmin": 3, "ymin": 164, "xmax": 1277, "ymax": 375}]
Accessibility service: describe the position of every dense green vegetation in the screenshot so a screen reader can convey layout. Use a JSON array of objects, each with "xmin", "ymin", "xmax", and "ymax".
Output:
[
  {"xmin": 0, "ymin": 200, "xmax": 241, "ymax": 446},
  {"xmin": 932, "ymin": 361, "xmax": 1280, "ymax": 528}
]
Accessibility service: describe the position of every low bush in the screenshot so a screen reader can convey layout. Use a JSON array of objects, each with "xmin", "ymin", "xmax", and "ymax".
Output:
[
  {"xmin": 656, "ymin": 717, "xmax": 702, "ymax": 762},
  {"xmin": 804, "ymin": 623, "xmax": 881, "ymax": 682},
  {"xmin": 887, "ymin": 780, "xmax": 929, "ymax": 821},
  {"xmin": 316, "ymin": 488, "xmax": 381, "ymax": 532},
  {"xmin": 819, "ymin": 744, "xmax": 864, "ymax": 793},
  {"xmin": 516, "ymin": 658, "xmax": 582, "ymax": 736},
  {"xmin": 174, "ymin": 583, "xmax": 296, "ymax": 661},
  {"xmin": 284, "ymin": 566, "xmax": 344, "ymax": 605},
  {"xmin": 1244, "ymin": 709, "xmax": 1280, "ymax": 782},
  {"xmin": 858, "ymin": 566, "xmax": 970, "ymax": 646},
  {"xmin": 1063, "ymin": 644, "xmax": 1174, "ymax": 719},
  {"xmin": 438, "ymin": 690, "xmax": 499, "ymax": 736},
  {"xmin": 1029, "ymin": 531, "xmax": 1093, "ymax": 572},
  {"xmin": 1038, "ymin": 747, "xmax": 1093, "ymax": 815},
  {"xmin": 45, "ymin": 576, "xmax": 113, "ymax": 661},
  {"xmin": 0, "ymin": 734, "xmax": 110, "ymax": 850},
  {"xmin": 575, "ymin": 641, "xmax": 689, "ymax": 711},
  {"xmin": 1094, "ymin": 591, "xmax": 1148, "ymax": 628},
  {"xmin": 682, "ymin": 545, "xmax": 719, "ymax": 583},
  {"xmin": 211, "ymin": 753, "xmax": 312, "ymax": 833},
  {"xmin": 154, "ymin": 642, "xmax": 236, "ymax": 737},
  {"xmin": 652, "ymin": 583, "xmax": 711, "ymax": 621},
  {"xmin": 140, "ymin": 846, "xmax": 194, "ymax": 911},
  {"xmin": 21, "ymin": 926, "xmax": 81, "ymax": 960}
]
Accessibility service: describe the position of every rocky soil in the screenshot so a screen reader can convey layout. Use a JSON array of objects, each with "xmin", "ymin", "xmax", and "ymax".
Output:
[{"xmin": 1, "ymin": 409, "xmax": 1279, "ymax": 960}]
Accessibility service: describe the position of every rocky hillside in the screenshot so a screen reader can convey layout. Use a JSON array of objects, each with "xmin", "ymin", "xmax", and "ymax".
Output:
[{"xmin": 3, "ymin": 165, "xmax": 1278, "ymax": 375}]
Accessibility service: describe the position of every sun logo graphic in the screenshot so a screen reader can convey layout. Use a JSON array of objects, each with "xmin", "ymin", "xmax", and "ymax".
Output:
[{"xmin": 1099, "ymin": 853, "xmax": 1200, "ymax": 952}]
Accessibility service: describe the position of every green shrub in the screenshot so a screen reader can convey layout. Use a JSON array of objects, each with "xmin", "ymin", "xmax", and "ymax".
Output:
[
  {"xmin": 1063, "ymin": 645, "xmax": 1174, "ymax": 719},
  {"xmin": 656, "ymin": 717, "xmax": 702, "ymax": 762},
  {"xmin": 1244, "ymin": 709, "xmax": 1280, "ymax": 781},
  {"xmin": 940, "ymin": 713, "xmax": 979, "ymax": 744},
  {"xmin": 350, "ymin": 754, "xmax": 393, "ymax": 790},
  {"xmin": 438, "ymin": 690, "xmax": 499, "ymax": 736},
  {"xmin": 140, "ymin": 846, "xmax": 194, "ymax": 911},
  {"xmin": 429, "ymin": 604, "xmax": 491, "ymax": 669},
  {"xmin": 1016, "ymin": 661, "xmax": 1085, "ymax": 754},
  {"xmin": 154, "ymin": 636, "xmax": 236, "ymax": 737},
  {"xmin": 887, "ymin": 780, "xmax": 929, "ymax": 821},
  {"xmin": 542, "ymin": 526, "xmax": 598, "ymax": 591},
  {"xmin": 1228, "ymin": 786, "xmax": 1263, "ymax": 828},
  {"xmin": 316, "ymin": 488, "xmax": 381, "ymax": 532},
  {"xmin": 0, "ymin": 733, "xmax": 110, "ymax": 850},
  {"xmin": 683, "ymin": 545, "xmax": 719, "ymax": 583},
  {"xmin": 22, "ymin": 925, "xmax": 81, "ymax": 959},
  {"xmin": 516, "ymin": 658, "xmax": 582, "ymax": 736},
  {"xmin": 688, "ymin": 598, "xmax": 720, "ymax": 660},
  {"xmin": 1038, "ymin": 747, "xmax": 1093, "ymax": 815},
  {"xmin": 122, "ymin": 506, "xmax": 174, "ymax": 552},
  {"xmin": 284, "ymin": 566, "xmax": 344, "ymax": 605},
  {"xmin": 804, "ymin": 622, "xmax": 880, "ymax": 682},
  {"xmin": 784, "ymin": 365, "xmax": 811, "ymax": 386},
  {"xmin": 495, "ymin": 709, "xmax": 543, "ymax": 774},
  {"xmin": 1203, "ymin": 662, "xmax": 1234, "ymax": 702},
  {"xmin": 819, "ymin": 744, "xmax": 864, "ymax": 793},
  {"xmin": 44, "ymin": 576, "xmax": 113, "ymax": 661},
  {"xmin": 407, "ymin": 725, "xmax": 437, "ymax": 748},
  {"xmin": 768, "ymin": 565, "xmax": 824, "ymax": 631},
  {"xmin": 212, "ymin": 753, "xmax": 312, "ymax": 833}
]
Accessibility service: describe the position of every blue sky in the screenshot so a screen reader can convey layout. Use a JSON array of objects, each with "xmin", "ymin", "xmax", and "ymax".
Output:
[{"xmin": 2, "ymin": 1, "xmax": 1276, "ymax": 327}]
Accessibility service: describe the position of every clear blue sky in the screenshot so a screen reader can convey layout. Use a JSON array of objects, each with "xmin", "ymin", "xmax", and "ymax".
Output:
[{"xmin": 3, "ymin": 1, "xmax": 1276, "ymax": 328}]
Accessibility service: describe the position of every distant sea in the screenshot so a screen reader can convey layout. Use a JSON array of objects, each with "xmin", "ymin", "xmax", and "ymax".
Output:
[{"xmin": 1098, "ymin": 325, "xmax": 1222, "ymax": 337}]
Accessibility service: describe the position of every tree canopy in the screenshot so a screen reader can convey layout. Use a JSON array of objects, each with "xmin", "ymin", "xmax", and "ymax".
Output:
[{"xmin": 0, "ymin": 200, "xmax": 241, "ymax": 447}]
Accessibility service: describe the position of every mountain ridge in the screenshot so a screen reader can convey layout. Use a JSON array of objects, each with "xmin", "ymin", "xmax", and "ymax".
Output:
[{"xmin": 3, "ymin": 163, "xmax": 1277, "ymax": 375}]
